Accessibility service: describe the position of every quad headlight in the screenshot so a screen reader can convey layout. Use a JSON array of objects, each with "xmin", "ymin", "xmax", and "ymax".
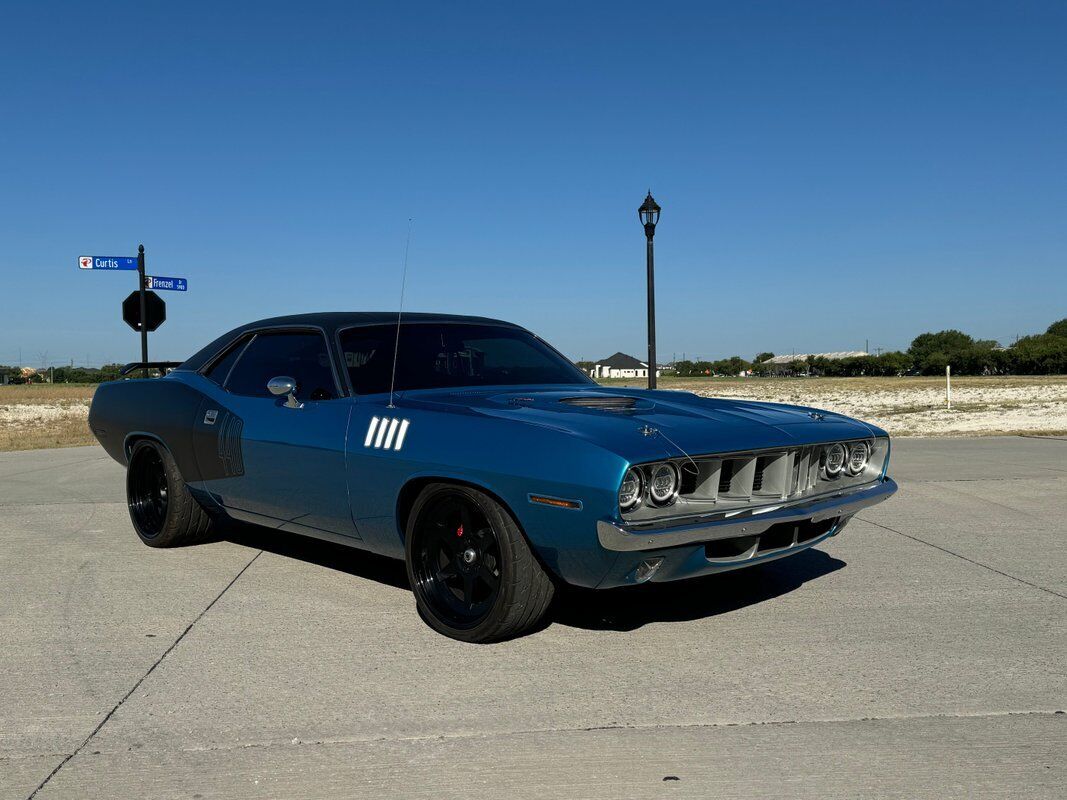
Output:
[
  {"xmin": 618, "ymin": 461, "xmax": 680, "ymax": 511},
  {"xmin": 619, "ymin": 467, "xmax": 643, "ymax": 510},
  {"xmin": 847, "ymin": 441, "xmax": 870, "ymax": 475},
  {"xmin": 648, "ymin": 462, "xmax": 680, "ymax": 506}
]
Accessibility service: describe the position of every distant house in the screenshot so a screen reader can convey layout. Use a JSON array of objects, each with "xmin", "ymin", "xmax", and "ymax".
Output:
[{"xmin": 592, "ymin": 352, "xmax": 661, "ymax": 379}]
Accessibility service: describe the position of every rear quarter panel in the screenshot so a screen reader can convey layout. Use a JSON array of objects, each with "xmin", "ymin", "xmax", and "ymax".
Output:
[{"xmin": 88, "ymin": 377, "xmax": 207, "ymax": 481}]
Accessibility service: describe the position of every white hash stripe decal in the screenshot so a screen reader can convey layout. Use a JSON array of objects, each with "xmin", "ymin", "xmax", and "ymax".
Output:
[
  {"xmin": 394, "ymin": 419, "xmax": 410, "ymax": 451},
  {"xmin": 382, "ymin": 418, "xmax": 401, "ymax": 449},
  {"xmin": 364, "ymin": 417, "xmax": 380, "ymax": 447},
  {"xmin": 365, "ymin": 417, "xmax": 411, "ymax": 451},
  {"xmin": 374, "ymin": 419, "xmax": 389, "ymax": 448}
]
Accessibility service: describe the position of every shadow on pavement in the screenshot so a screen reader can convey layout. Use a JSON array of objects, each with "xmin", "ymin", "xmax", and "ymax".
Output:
[
  {"xmin": 224, "ymin": 522, "xmax": 410, "ymax": 590},
  {"xmin": 552, "ymin": 548, "xmax": 846, "ymax": 632},
  {"xmin": 222, "ymin": 521, "xmax": 843, "ymax": 635}
]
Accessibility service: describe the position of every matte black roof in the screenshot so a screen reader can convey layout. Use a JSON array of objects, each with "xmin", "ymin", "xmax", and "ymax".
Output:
[{"xmin": 178, "ymin": 311, "xmax": 520, "ymax": 372}]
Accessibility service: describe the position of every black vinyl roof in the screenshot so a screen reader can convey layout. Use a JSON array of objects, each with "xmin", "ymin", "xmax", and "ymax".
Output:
[{"xmin": 178, "ymin": 311, "xmax": 519, "ymax": 372}]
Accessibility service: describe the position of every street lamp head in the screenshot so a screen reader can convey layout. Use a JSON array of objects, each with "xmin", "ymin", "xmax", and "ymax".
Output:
[{"xmin": 638, "ymin": 191, "xmax": 660, "ymax": 236}]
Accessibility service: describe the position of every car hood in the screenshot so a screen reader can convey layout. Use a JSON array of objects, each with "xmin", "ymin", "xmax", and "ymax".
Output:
[{"xmin": 400, "ymin": 385, "xmax": 883, "ymax": 464}]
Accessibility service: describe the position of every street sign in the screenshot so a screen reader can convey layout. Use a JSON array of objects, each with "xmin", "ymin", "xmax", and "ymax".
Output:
[
  {"xmin": 79, "ymin": 255, "xmax": 138, "ymax": 271},
  {"xmin": 123, "ymin": 290, "xmax": 166, "ymax": 332},
  {"xmin": 145, "ymin": 275, "xmax": 188, "ymax": 292}
]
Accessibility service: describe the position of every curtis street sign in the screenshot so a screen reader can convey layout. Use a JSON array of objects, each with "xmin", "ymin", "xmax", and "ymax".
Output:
[{"xmin": 78, "ymin": 255, "xmax": 138, "ymax": 270}]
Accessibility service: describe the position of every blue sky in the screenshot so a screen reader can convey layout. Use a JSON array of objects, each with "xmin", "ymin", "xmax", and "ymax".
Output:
[{"xmin": 1, "ymin": 1, "xmax": 1064, "ymax": 367}]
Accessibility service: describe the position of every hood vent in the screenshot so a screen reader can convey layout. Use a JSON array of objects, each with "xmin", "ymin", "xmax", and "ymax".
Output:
[{"xmin": 559, "ymin": 395, "xmax": 638, "ymax": 411}]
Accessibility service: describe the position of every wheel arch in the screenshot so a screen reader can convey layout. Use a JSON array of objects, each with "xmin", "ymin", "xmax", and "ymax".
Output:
[
  {"xmin": 396, "ymin": 475, "xmax": 526, "ymax": 543},
  {"xmin": 123, "ymin": 431, "xmax": 172, "ymax": 465}
]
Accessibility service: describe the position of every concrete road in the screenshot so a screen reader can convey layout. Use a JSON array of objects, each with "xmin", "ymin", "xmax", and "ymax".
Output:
[{"xmin": 1, "ymin": 438, "xmax": 1064, "ymax": 799}]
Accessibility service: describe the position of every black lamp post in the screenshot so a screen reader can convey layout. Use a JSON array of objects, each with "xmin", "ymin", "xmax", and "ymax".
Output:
[{"xmin": 638, "ymin": 191, "xmax": 661, "ymax": 389}]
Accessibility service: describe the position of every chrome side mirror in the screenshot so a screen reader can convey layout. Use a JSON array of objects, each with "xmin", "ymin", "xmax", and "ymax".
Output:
[{"xmin": 267, "ymin": 376, "xmax": 301, "ymax": 408}]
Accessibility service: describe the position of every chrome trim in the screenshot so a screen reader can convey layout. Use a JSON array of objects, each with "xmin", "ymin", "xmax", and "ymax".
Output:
[{"xmin": 597, "ymin": 477, "xmax": 897, "ymax": 552}]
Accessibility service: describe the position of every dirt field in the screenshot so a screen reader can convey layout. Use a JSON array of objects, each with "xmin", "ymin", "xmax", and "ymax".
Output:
[
  {"xmin": 0, "ymin": 384, "xmax": 97, "ymax": 451},
  {"xmin": 600, "ymin": 375, "xmax": 1067, "ymax": 437},
  {"xmin": 2, "ymin": 376, "xmax": 1066, "ymax": 452}
]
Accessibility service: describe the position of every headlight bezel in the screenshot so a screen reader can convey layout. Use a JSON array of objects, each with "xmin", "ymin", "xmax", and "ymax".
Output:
[
  {"xmin": 824, "ymin": 442, "xmax": 847, "ymax": 476},
  {"xmin": 647, "ymin": 461, "xmax": 681, "ymax": 507},
  {"xmin": 847, "ymin": 441, "xmax": 870, "ymax": 475},
  {"xmin": 618, "ymin": 466, "xmax": 644, "ymax": 511}
]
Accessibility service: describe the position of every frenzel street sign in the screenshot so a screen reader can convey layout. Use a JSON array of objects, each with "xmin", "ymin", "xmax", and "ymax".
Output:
[
  {"xmin": 145, "ymin": 275, "xmax": 188, "ymax": 292},
  {"xmin": 78, "ymin": 255, "xmax": 138, "ymax": 270}
]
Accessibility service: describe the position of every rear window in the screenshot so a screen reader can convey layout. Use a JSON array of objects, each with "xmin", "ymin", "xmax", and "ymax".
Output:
[{"xmin": 203, "ymin": 336, "xmax": 251, "ymax": 386}]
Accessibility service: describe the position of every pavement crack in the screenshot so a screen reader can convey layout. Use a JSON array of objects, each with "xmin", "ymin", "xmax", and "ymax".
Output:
[
  {"xmin": 856, "ymin": 516, "xmax": 1066, "ymax": 600},
  {"xmin": 25, "ymin": 549, "xmax": 264, "ymax": 800},
  {"xmin": 132, "ymin": 710, "xmax": 1067, "ymax": 756}
]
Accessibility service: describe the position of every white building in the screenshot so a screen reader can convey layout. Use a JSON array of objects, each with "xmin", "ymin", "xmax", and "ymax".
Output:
[
  {"xmin": 760, "ymin": 351, "xmax": 869, "ymax": 375},
  {"xmin": 592, "ymin": 352, "xmax": 662, "ymax": 379}
]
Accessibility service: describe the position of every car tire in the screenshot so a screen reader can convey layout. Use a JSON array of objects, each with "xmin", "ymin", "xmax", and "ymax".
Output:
[
  {"xmin": 405, "ymin": 483, "xmax": 555, "ymax": 643},
  {"xmin": 126, "ymin": 439, "xmax": 214, "ymax": 548}
]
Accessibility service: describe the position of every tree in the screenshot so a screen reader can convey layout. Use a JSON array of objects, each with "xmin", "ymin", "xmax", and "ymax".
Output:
[
  {"xmin": 1047, "ymin": 318, "xmax": 1067, "ymax": 339},
  {"xmin": 754, "ymin": 352, "xmax": 774, "ymax": 364},
  {"xmin": 1012, "ymin": 334, "xmax": 1067, "ymax": 374}
]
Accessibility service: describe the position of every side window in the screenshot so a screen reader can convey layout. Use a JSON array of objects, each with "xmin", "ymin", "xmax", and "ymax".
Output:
[
  {"xmin": 225, "ymin": 332, "xmax": 337, "ymax": 401},
  {"xmin": 340, "ymin": 329, "xmax": 394, "ymax": 395},
  {"xmin": 203, "ymin": 336, "xmax": 251, "ymax": 386}
]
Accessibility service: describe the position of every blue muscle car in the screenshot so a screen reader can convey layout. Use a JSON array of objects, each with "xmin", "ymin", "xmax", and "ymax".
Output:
[{"xmin": 89, "ymin": 313, "xmax": 897, "ymax": 642}]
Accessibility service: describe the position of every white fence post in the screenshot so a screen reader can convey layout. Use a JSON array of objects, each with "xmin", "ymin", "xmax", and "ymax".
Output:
[{"xmin": 946, "ymin": 365, "xmax": 952, "ymax": 410}]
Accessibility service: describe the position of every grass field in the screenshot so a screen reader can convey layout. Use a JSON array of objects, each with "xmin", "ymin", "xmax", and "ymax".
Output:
[
  {"xmin": 0, "ymin": 384, "xmax": 98, "ymax": 451},
  {"xmin": 2, "ymin": 376, "xmax": 1066, "ymax": 452}
]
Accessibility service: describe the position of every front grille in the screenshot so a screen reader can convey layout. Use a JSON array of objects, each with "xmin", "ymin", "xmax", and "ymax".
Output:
[
  {"xmin": 620, "ymin": 437, "xmax": 885, "ymax": 524},
  {"xmin": 718, "ymin": 460, "xmax": 735, "ymax": 493}
]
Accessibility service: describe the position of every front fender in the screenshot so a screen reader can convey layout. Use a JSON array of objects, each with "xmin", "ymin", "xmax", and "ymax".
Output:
[{"xmin": 345, "ymin": 404, "xmax": 628, "ymax": 587}]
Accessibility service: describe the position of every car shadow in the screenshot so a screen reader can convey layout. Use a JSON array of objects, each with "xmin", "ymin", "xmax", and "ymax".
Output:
[
  {"xmin": 223, "ymin": 522, "xmax": 411, "ymax": 590},
  {"xmin": 550, "ymin": 548, "xmax": 846, "ymax": 633},
  {"xmin": 221, "ymin": 522, "xmax": 844, "ymax": 636}
]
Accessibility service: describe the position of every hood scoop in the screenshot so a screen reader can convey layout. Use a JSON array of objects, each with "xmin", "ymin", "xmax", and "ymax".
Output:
[{"xmin": 559, "ymin": 395, "xmax": 639, "ymax": 411}]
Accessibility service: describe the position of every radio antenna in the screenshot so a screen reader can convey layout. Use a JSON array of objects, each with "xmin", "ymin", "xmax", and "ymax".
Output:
[{"xmin": 387, "ymin": 218, "xmax": 414, "ymax": 409}]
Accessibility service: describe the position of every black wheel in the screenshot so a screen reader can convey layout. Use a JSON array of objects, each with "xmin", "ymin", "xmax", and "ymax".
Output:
[
  {"xmin": 405, "ymin": 483, "xmax": 554, "ymax": 643},
  {"xmin": 127, "ymin": 439, "xmax": 213, "ymax": 547}
]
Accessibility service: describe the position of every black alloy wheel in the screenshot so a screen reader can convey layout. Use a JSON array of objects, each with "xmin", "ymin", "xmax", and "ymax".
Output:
[
  {"xmin": 128, "ymin": 444, "xmax": 169, "ymax": 539},
  {"xmin": 410, "ymin": 490, "xmax": 502, "ymax": 630}
]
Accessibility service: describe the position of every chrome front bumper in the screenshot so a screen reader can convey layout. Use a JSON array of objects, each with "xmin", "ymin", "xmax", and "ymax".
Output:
[{"xmin": 596, "ymin": 477, "xmax": 897, "ymax": 552}]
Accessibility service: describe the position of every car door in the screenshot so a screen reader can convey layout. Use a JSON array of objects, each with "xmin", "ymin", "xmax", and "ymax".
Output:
[{"xmin": 211, "ymin": 328, "xmax": 358, "ymax": 538}]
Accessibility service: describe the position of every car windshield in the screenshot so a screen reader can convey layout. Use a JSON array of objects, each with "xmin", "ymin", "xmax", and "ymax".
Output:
[{"xmin": 338, "ymin": 323, "xmax": 593, "ymax": 394}]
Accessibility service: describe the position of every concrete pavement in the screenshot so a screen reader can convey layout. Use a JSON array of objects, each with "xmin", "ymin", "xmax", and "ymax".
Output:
[{"xmin": 1, "ymin": 438, "xmax": 1064, "ymax": 798}]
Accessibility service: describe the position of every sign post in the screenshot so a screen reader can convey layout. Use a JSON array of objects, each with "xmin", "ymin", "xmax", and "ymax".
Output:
[{"xmin": 137, "ymin": 245, "xmax": 148, "ymax": 376}]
